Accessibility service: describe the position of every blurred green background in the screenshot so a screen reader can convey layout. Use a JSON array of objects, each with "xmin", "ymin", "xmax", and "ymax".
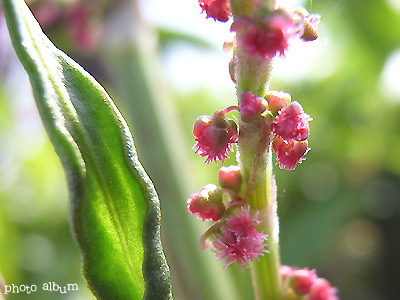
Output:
[{"xmin": 0, "ymin": 0, "xmax": 400, "ymax": 299}]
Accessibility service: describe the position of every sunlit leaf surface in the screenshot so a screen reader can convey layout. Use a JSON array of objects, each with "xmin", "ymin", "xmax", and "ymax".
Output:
[{"xmin": 1, "ymin": 0, "xmax": 172, "ymax": 299}]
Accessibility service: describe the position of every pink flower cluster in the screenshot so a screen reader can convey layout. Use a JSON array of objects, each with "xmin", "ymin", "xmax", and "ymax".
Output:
[
  {"xmin": 281, "ymin": 265, "xmax": 339, "ymax": 300},
  {"xmin": 231, "ymin": 9, "xmax": 296, "ymax": 59},
  {"xmin": 270, "ymin": 98, "xmax": 312, "ymax": 170},
  {"xmin": 188, "ymin": 166, "xmax": 243, "ymax": 223},
  {"xmin": 190, "ymin": 0, "xmax": 326, "ymax": 289},
  {"xmin": 197, "ymin": 0, "xmax": 320, "ymax": 60},
  {"xmin": 229, "ymin": 7, "xmax": 319, "ymax": 60},
  {"xmin": 238, "ymin": 90, "xmax": 311, "ymax": 171},
  {"xmin": 212, "ymin": 207, "xmax": 269, "ymax": 271},
  {"xmin": 188, "ymin": 168, "xmax": 269, "ymax": 271}
]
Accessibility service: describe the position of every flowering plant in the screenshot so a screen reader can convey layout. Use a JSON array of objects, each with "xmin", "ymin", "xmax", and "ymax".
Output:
[
  {"xmin": 0, "ymin": 0, "xmax": 341, "ymax": 299},
  {"xmin": 186, "ymin": 1, "xmax": 338, "ymax": 299}
]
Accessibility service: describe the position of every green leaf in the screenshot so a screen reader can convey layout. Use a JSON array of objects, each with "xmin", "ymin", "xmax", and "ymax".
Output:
[{"xmin": 1, "ymin": 0, "xmax": 172, "ymax": 299}]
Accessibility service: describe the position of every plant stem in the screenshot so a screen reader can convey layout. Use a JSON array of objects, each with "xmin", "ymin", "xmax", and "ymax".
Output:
[
  {"xmin": 249, "ymin": 148, "xmax": 282, "ymax": 300},
  {"xmin": 238, "ymin": 116, "xmax": 282, "ymax": 299},
  {"xmin": 233, "ymin": 0, "xmax": 282, "ymax": 297}
]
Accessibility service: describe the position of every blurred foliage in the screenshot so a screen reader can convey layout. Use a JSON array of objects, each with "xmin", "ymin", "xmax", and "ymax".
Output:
[{"xmin": 0, "ymin": 0, "xmax": 400, "ymax": 299}]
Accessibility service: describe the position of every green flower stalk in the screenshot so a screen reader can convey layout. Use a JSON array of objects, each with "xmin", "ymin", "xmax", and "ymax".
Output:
[{"xmin": 188, "ymin": 0, "xmax": 338, "ymax": 299}]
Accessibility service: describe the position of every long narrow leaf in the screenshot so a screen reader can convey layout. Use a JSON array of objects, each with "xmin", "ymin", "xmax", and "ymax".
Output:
[{"xmin": 1, "ymin": 0, "xmax": 172, "ymax": 299}]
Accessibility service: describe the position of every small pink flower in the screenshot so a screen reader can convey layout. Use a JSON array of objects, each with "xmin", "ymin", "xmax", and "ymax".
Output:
[
  {"xmin": 290, "ymin": 268, "xmax": 318, "ymax": 295},
  {"xmin": 225, "ymin": 206, "xmax": 266, "ymax": 239},
  {"xmin": 273, "ymin": 137, "xmax": 309, "ymax": 170},
  {"xmin": 231, "ymin": 9, "xmax": 295, "ymax": 59},
  {"xmin": 308, "ymin": 278, "xmax": 338, "ymax": 300},
  {"xmin": 265, "ymin": 91, "xmax": 291, "ymax": 116},
  {"xmin": 198, "ymin": 0, "xmax": 232, "ymax": 22},
  {"xmin": 188, "ymin": 184, "xmax": 225, "ymax": 221},
  {"xmin": 212, "ymin": 227, "xmax": 268, "ymax": 271},
  {"xmin": 239, "ymin": 91, "xmax": 268, "ymax": 121},
  {"xmin": 193, "ymin": 112, "xmax": 238, "ymax": 164},
  {"xmin": 212, "ymin": 207, "xmax": 268, "ymax": 271},
  {"xmin": 281, "ymin": 265, "xmax": 338, "ymax": 299},
  {"xmin": 272, "ymin": 101, "xmax": 312, "ymax": 141},
  {"xmin": 294, "ymin": 8, "xmax": 321, "ymax": 42}
]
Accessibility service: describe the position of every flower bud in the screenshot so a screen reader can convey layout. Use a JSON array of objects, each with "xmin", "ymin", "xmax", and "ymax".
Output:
[
  {"xmin": 193, "ymin": 112, "xmax": 238, "ymax": 164},
  {"xmin": 289, "ymin": 268, "xmax": 317, "ymax": 295},
  {"xmin": 188, "ymin": 184, "xmax": 225, "ymax": 221},
  {"xmin": 240, "ymin": 91, "xmax": 268, "ymax": 121},
  {"xmin": 218, "ymin": 165, "xmax": 242, "ymax": 193},
  {"xmin": 198, "ymin": 0, "xmax": 232, "ymax": 22},
  {"xmin": 265, "ymin": 91, "xmax": 291, "ymax": 116},
  {"xmin": 294, "ymin": 8, "xmax": 320, "ymax": 42},
  {"xmin": 308, "ymin": 278, "xmax": 338, "ymax": 300},
  {"xmin": 273, "ymin": 137, "xmax": 309, "ymax": 171},
  {"xmin": 272, "ymin": 101, "xmax": 312, "ymax": 141}
]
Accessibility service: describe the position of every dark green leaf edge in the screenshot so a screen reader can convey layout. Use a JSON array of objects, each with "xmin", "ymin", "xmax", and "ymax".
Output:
[{"xmin": 1, "ymin": 0, "xmax": 172, "ymax": 299}]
